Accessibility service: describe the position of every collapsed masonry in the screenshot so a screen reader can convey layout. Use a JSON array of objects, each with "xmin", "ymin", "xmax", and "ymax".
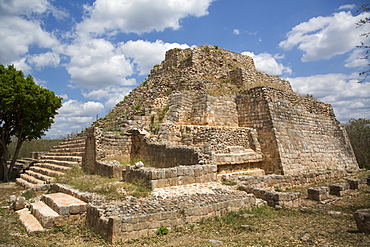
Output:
[{"xmin": 85, "ymin": 45, "xmax": 358, "ymax": 181}]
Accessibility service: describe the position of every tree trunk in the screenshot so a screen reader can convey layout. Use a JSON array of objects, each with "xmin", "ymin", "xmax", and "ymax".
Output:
[
  {"xmin": 8, "ymin": 137, "xmax": 24, "ymax": 180},
  {"xmin": 0, "ymin": 147, "xmax": 9, "ymax": 182}
]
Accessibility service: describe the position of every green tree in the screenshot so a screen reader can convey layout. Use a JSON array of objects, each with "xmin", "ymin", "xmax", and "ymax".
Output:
[
  {"xmin": 345, "ymin": 118, "xmax": 370, "ymax": 170},
  {"xmin": 0, "ymin": 65, "xmax": 62, "ymax": 181}
]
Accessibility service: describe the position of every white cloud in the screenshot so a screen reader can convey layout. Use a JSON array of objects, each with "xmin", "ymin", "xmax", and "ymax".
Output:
[
  {"xmin": 27, "ymin": 52, "xmax": 61, "ymax": 70},
  {"xmin": 77, "ymin": 0, "xmax": 214, "ymax": 35},
  {"xmin": 0, "ymin": 0, "xmax": 64, "ymax": 65},
  {"xmin": 120, "ymin": 40, "xmax": 191, "ymax": 75},
  {"xmin": 82, "ymin": 84, "xmax": 135, "ymax": 108},
  {"xmin": 47, "ymin": 99, "xmax": 105, "ymax": 137},
  {"xmin": 338, "ymin": 4, "xmax": 356, "ymax": 10},
  {"xmin": 344, "ymin": 48, "xmax": 369, "ymax": 68},
  {"xmin": 241, "ymin": 51, "xmax": 292, "ymax": 75},
  {"xmin": 62, "ymin": 38, "xmax": 135, "ymax": 89},
  {"xmin": 58, "ymin": 100, "xmax": 104, "ymax": 117},
  {"xmin": 279, "ymin": 11, "xmax": 369, "ymax": 62},
  {"xmin": 233, "ymin": 29, "xmax": 240, "ymax": 35},
  {"xmin": 0, "ymin": 16, "xmax": 59, "ymax": 64},
  {"xmin": 287, "ymin": 73, "xmax": 370, "ymax": 121}
]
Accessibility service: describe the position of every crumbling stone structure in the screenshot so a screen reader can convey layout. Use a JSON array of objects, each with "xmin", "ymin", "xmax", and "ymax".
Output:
[{"xmin": 89, "ymin": 45, "xmax": 358, "ymax": 177}]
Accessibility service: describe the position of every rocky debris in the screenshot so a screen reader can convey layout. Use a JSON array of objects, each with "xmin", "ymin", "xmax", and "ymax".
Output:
[
  {"xmin": 354, "ymin": 209, "xmax": 370, "ymax": 233},
  {"xmin": 241, "ymin": 213, "xmax": 256, "ymax": 218},
  {"xmin": 11, "ymin": 195, "xmax": 27, "ymax": 211},
  {"xmin": 209, "ymin": 239, "xmax": 223, "ymax": 245},
  {"xmin": 240, "ymin": 225, "xmax": 258, "ymax": 231}
]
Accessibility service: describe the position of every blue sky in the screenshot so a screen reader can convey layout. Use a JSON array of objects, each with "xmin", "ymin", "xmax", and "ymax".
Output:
[{"xmin": 1, "ymin": 0, "xmax": 369, "ymax": 138}]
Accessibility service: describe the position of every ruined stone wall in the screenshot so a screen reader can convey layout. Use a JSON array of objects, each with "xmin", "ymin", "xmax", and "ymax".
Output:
[
  {"xmin": 229, "ymin": 67, "xmax": 292, "ymax": 92},
  {"xmin": 237, "ymin": 87, "xmax": 282, "ymax": 174},
  {"xmin": 95, "ymin": 128, "xmax": 132, "ymax": 161},
  {"xmin": 123, "ymin": 164, "xmax": 217, "ymax": 189},
  {"xmin": 237, "ymin": 86, "xmax": 358, "ymax": 175},
  {"xmin": 166, "ymin": 93, "xmax": 238, "ymax": 126},
  {"xmin": 264, "ymin": 87, "xmax": 358, "ymax": 174},
  {"xmin": 237, "ymin": 170, "xmax": 349, "ymax": 190},
  {"xmin": 130, "ymin": 129, "xmax": 201, "ymax": 168},
  {"xmin": 86, "ymin": 192, "xmax": 256, "ymax": 244}
]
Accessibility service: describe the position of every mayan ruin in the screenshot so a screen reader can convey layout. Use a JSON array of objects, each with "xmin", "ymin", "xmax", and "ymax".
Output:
[{"xmin": 9, "ymin": 46, "xmax": 369, "ymax": 244}]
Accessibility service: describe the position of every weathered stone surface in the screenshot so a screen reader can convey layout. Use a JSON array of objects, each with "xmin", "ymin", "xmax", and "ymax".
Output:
[
  {"xmin": 354, "ymin": 209, "xmax": 370, "ymax": 233},
  {"xmin": 85, "ymin": 46, "xmax": 358, "ymax": 179},
  {"xmin": 329, "ymin": 183, "xmax": 349, "ymax": 197},
  {"xmin": 308, "ymin": 187, "xmax": 329, "ymax": 201},
  {"xmin": 16, "ymin": 208, "xmax": 44, "ymax": 233},
  {"xmin": 11, "ymin": 196, "xmax": 26, "ymax": 211},
  {"xmin": 30, "ymin": 201, "xmax": 60, "ymax": 228},
  {"xmin": 42, "ymin": 192, "xmax": 87, "ymax": 215}
]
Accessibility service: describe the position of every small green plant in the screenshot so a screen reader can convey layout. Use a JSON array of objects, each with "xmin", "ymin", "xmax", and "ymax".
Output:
[
  {"xmin": 275, "ymin": 187, "xmax": 283, "ymax": 192},
  {"xmin": 134, "ymin": 104, "xmax": 141, "ymax": 110},
  {"xmin": 157, "ymin": 226, "xmax": 169, "ymax": 235},
  {"xmin": 214, "ymin": 45, "xmax": 219, "ymax": 49},
  {"xmin": 22, "ymin": 190, "xmax": 35, "ymax": 200}
]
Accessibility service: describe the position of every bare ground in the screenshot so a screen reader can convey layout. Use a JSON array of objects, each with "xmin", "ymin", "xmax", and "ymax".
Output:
[{"xmin": 1, "ymin": 172, "xmax": 369, "ymax": 247}]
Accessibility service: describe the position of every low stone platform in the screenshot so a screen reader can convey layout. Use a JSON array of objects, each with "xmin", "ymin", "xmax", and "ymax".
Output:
[{"xmin": 86, "ymin": 182, "xmax": 257, "ymax": 244}]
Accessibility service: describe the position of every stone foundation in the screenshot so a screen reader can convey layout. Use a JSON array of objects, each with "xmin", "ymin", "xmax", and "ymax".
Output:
[
  {"xmin": 123, "ymin": 164, "xmax": 217, "ymax": 189},
  {"xmin": 86, "ymin": 187, "xmax": 256, "ymax": 244}
]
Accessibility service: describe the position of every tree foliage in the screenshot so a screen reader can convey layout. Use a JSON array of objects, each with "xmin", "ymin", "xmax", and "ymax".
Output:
[
  {"xmin": 345, "ymin": 118, "xmax": 370, "ymax": 170},
  {"xmin": 0, "ymin": 65, "xmax": 62, "ymax": 181},
  {"xmin": 356, "ymin": 4, "xmax": 370, "ymax": 83}
]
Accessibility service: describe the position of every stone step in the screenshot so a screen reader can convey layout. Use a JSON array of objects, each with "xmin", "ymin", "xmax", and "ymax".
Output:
[
  {"xmin": 16, "ymin": 208, "xmax": 44, "ymax": 233},
  {"xmin": 38, "ymin": 159, "xmax": 78, "ymax": 167},
  {"xmin": 25, "ymin": 170, "xmax": 54, "ymax": 183},
  {"xmin": 20, "ymin": 173, "xmax": 46, "ymax": 185},
  {"xmin": 40, "ymin": 155, "xmax": 82, "ymax": 162},
  {"xmin": 57, "ymin": 139, "xmax": 86, "ymax": 148},
  {"xmin": 44, "ymin": 152, "xmax": 85, "ymax": 157},
  {"xmin": 35, "ymin": 163, "xmax": 71, "ymax": 173},
  {"xmin": 30, "ymin": 201, "xmax": 60, "ymax": 228},
  {"xmin": 30, "ymin": 165, "xmax": 65, "ymax": 177},
  {"xmin": 15, "ymin": 177, "xmax": 40, "ymax": 189},
  {"xmin": 49, "ymin": 147, "xmax": 85, "ymax": 153},
  {"xmin": 42, "ymin": 193, "xmax": 87, "ymax": 216}
]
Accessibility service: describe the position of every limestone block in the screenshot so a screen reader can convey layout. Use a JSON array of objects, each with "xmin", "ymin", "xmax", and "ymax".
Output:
[
  {"xmin": 347, "ymin": 179, "xmax": 365, "ymax": 190},
  {"xmin": 354, "ymin": 209, "xmax": 370, "ymax": 233},
  {"xmin": 308, "ymin": 187, "xmax": 329, "ymax": 201},
  {"xmin": 329, "ymin": 183, "xmax": 349, "ymax": 196},
  {"xmin": 177, "ymin": 166, "xmax": 185, "ymax": 176}
]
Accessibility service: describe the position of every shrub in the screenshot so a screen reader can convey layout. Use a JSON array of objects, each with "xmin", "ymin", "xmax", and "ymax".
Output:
[{"xmin": 157, "ymin": 226, "xmax": 169, "ymax": 235}]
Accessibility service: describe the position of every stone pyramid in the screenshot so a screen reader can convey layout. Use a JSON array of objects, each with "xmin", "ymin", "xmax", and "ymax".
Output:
[{"xmin": 90, "ymin": 45, "xmax": 358, "ymax": 175}]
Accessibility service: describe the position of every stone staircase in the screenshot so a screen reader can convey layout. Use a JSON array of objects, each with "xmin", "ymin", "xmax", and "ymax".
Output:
[
  {"xmin": 16, "ymin": 137, "xmax": 86, "ymax": 190},
  {"xmin": 16, "ymin": 192, "xmax": 87, "ymax": 232}
]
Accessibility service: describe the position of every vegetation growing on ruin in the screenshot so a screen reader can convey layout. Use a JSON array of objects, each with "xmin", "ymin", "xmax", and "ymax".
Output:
[{"xmin": 56, "ymin": 166, "xmax": 151, "ymax": 200}]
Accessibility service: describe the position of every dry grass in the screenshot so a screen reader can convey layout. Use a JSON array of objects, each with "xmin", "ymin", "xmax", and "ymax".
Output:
[{"xmin": 55, "ymin": 166, "xmax": 151, "ymax": 200}]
